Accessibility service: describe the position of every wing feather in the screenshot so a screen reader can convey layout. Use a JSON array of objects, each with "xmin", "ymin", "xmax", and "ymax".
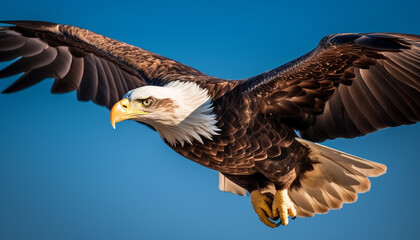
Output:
[
  {"xmin": 241, "ymin": 33, "xmax": 420, "ymax": 141},
  {"xmin": 93, "ymin": 57, "xmax": 109, "ymax": 106},
  {"xmin": 0, "ymin": 21, "xmax": 239, "ymax": 109},
  {"xmin": 0, "ymin": 45, "xmax": 54, "ymax": 78},
  {"xmin": 77, "ymin": 54, "xmax": 98, "ymax": 101},
  {"xmin": 51, "ymin": 56, "xmax": 83, "ymax": 93},
  {"xmin": 100, "ymin": 59, "xmax": 119, "ymax": 106}
]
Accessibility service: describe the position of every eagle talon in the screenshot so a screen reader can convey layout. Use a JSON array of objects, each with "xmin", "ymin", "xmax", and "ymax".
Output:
[
  {"xmin": 250, "ymin": 190, "xmax": 279, "ymax": 228},
  {"xmin": 272, "ymin": 189, "xmax": 297, "ymax": 226}
]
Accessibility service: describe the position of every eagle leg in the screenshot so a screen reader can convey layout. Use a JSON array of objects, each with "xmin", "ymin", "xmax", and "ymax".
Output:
[
  {"xmin": 250, "ymin": 190, "xmax": 280, "ymax": 228},
  {"xmin": 272, "ymin": 189, "xmax": 297, "ymax": 226}
]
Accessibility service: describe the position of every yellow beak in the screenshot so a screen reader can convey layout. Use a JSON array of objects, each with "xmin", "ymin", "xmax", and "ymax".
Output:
[{"xmin": 110, "ymin": 98, "xmax": 147, "ymax": 129}]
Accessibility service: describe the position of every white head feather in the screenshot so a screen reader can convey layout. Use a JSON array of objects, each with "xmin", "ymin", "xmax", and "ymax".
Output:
[{"xmin": 129, "ymin": 81, "xmax": 220, "ymax": 146}]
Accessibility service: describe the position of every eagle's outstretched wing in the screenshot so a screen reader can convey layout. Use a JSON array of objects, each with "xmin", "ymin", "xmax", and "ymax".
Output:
[
  {"xmin": 240, "ymin": 33, "xmax": 420, "ymax": 142},
  {"xmin": 0, "ymin": 21, "xmax": 236, "ymax": 109},
  {"xmin": 2, "ymin": 22, "xmax": 419, "ymax": 141}
]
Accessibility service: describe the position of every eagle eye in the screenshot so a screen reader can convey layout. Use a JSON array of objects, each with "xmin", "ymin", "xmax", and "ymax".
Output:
[{"xmin": 140, "ymin": 98, "xmax": 153, "ymax": 107}]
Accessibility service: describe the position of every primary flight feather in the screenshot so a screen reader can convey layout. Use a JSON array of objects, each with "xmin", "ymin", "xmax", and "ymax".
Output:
[{"xmin": 0, "ymin": 21, "xmax": 418, "ymax": 228}]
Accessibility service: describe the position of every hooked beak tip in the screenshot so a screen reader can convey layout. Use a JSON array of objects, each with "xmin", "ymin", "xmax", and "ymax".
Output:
[{"xmin": 110, "ymin": 99, "xmax": 127, "ymax": 130}]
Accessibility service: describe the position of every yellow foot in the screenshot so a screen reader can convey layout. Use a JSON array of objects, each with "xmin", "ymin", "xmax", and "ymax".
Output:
[
  {"xmin": 272, "ymin": 189, "xmax": 297, "ymax": 226},
  {"xmin": 250, "ymin": 190, "xmax": 279, "ymax": 228}
]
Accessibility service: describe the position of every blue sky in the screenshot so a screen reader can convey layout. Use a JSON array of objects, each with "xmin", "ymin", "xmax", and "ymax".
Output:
[{"xmin": 0, "ymin": 0, "xmax": 419, "ymax": 239}]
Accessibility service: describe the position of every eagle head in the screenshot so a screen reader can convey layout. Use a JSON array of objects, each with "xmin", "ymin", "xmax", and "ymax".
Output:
[{"xmin": 110, "ymin": 81, "xmax": 220, "ymax": 146}]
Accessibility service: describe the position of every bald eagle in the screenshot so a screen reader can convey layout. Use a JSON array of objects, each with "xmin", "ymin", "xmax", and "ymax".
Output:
[{"xmin": 0, "ymin": 21, "xmax": 419, "ymax": 228}]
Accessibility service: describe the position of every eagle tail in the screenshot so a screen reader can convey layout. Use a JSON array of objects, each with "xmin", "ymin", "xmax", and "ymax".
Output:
[
  {"xmin": 218, "ymin": 172, "xmax": 247, "ymax": 196},
  {"xmin": 291, "ymin": 138, "xmax": 387, "ymax": 217}
]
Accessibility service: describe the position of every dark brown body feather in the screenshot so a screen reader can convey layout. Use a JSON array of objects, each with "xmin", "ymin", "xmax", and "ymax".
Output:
[
  {"xmin": 170, "ymin": 87, "xmax": 306, "ymax": 191},
  {"xmin": 0, "ymin": 21, "xmax": 419, "ymax": 207}
]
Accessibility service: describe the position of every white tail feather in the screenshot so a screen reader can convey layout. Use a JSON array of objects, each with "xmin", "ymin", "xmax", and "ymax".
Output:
[
  {"xmin": 218, "ymin": 172, "xmax": 247, "ymax": 196},
  {"xmin": 291, "ymin": 139, "xmax": 387, "ymax": 217}
]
